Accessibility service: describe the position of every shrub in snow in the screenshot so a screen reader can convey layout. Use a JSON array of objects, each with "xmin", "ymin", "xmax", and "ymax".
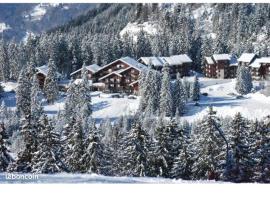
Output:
[{"xmin": 235, "ymin": 67, "xmax": 253, "ymax": 95}]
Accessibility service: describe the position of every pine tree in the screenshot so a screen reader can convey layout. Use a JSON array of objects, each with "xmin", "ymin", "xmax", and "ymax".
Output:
[
  {"xmin": 191, "ymin": 107, "xmax": 226, "ymax": 180},
  {"xmin": 235, "ymin": 66, "xmax": 253, "ymax": 95},
  {"xmin": 191, "ymin": 75, "xmax": 200, "ymax": 103},
  {"xmin": 32, "ymin": 115, "xmax": 63, "ymax": 173},
  {"xmin": 0, "ymin": 39, "xmax": 10, "ymax": 82},
  {"xmin": 0, "ymin": 123, "xmax": 13, "ymax": 172},
  {"xmin": 44, "ymin": 57, "xmax": 58, "ymax": 104},
  {"xmin": 120, "ymin": 122, "xmax": 151, "ymax": 177},
  {"xmin": 82, "ymin": 126, "xmax": 106, "ymax": 174},
  {"xmin": 7, "ymin": 115, "xmax": 37, "ymax": 172},
  {"xmin": 172, "ymin": 73, "xmax": 186, "ymax": 116},
  {"xmin": 225, "ymin": 112, "xmax": 254, "ymax": 182},
  {"xmin": 159, "ymin": 64, "xmax": 173, "ymax": 117},
  {"xmin": 65, "ymin": 119, "xmax": 85, "ymax": 173},
  {"xmin": 31, "ymin": 75, "xmax": 43, "ymax": 122}
]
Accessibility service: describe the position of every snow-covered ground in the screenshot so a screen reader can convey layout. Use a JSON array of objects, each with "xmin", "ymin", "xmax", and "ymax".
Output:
[
  {"xmin": 1, "ymin": 77, "xmax": 269, "ymax": 123},
  {"xmin": 0, "ymin": 173, "xmax": 219, "ymax": 184},
  {"xmin": 0, "ymin": 22, "xmax": 11, "ymax": 33}
]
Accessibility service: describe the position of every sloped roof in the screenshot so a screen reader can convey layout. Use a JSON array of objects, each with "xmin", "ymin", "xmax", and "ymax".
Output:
[
  {"xmin": 98, "ymin": 70, "xmax": 123, "ymax": 81},
  {"xmin": 258, "ymin": 57, "xmax": 270, "ymax": 64},
  {"xmin": 238, "ymin": 53, "xmax": 256, "ymax": 63},
  {"xmin": 36, "ymin": 65, "xmax": 61, "ymax": 77},
  {"xmin": 140, "ymin": 54, "xmax": 192, "ymax": 67},
  {"xmin": 205, "ymin": 56, "xmax": 215, "ymax": 65},
  {"xmin": 212, "ymin": 54, "xmax": 231, "ymax": 61},
  {"xmin": 99, "ymin": 56, "xmax": 147, "ymax": 73},
  {"xmin": 249, "ymin": 59, "xmax": 262, "ymax": 68},
  {"xmin": 70, "ymin": 64, "xmax": 101, "ymax": 76}
]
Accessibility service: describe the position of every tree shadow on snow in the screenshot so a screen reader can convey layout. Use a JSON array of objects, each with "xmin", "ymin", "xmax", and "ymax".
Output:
[{"xmin": 92, "ymin": 101, "xmax": 110, "ymax": 112}]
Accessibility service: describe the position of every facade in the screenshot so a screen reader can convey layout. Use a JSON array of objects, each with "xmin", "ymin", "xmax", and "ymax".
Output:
[
  {"xmin": 204, "ymin": 54, "xmax": 238, "ymax": 79},
  {"xmin": 36, "ymin": 65, "xmax": 61, "ymax": 88},
  {"xmin": 249, "ymin": 57, "xmax": 270, "ymax": 80},
  {"xmin": 97, "ymin": 57, "xmax": 147, "ymax": 94},
  {"xmin": 138, "ymin": 54, "xmax": 193, "ymax": 79},
  {"xmin": 70, "ymin": 64, "xmax": 101, "ymax": 82}
]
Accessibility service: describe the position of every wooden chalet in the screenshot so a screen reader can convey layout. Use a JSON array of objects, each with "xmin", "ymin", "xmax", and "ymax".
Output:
[
  {"xmin": 204, "ymin": 54, "xmax": 238, "ymax": 79},
  {"xmin": 138, "ymin": 54, "xmax": 193, "ymax": 79},
  {"xmin": 70, "ymin": 64, "xmax": 101, "ymax": 82},
  {"xmin": 36, "ymin": 65, "xmax": 61, "ymax": 88},
  {"xmin": 249, "ymin": 57, "xmax": 270, "ymax": 80},
  {"xmin": 97, "ymin": 57, "xmax": 147, "ymax": 94},
  {"xmin": 238, "ymin": 53, "xmax": 258, "ymax": 67}
]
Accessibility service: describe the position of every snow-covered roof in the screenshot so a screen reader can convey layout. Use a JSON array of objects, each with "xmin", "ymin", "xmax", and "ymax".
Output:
[
  {"xmin": 98, "ymin": 70, "xmax": 123, "ymax": 81},
  {"xmin": 139, "ymin": 54, "xmax": 192, "ymax": 67},
  {"xmin": 73, "ymin": 79, "xmax": 93, "ymax": 85},
  {"xmin": 238, "ymin": 53, "xmax": 256, "ymax": 63},
  {"xmin": 249, "ymin": 59, "xmax": 262, "ymax": 68},
  {"xmin": 205, "ymin": 56, "xmax": 215, "ymax": 65},
  {"xmin": 258, "ymin": 57, "xmax": 270, "ymax": 64},
  {"xmin": 212, "ymin": 54, "xmax": 231, "ymax": 61},
  {"xmin": 70, "ymin": 64, "xmax": 101, "ymax": 76},
  {"xmin": 36, "ymin": 64, "xmax": 61, "ymax": 77},
  {"xmin": 99, "ymin": 56, "xmax": 147, "ymax": 72}
]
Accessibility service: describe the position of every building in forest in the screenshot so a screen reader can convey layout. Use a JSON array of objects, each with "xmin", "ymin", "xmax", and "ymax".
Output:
[
  {"xmin": 70, "ymin": 64, "xmax": 101, "ymax": 81},
  {"xmin": 138, "ymin": 54, "xmax": 193, "ymax": 79},
  {"xmin": 204, "ymin": 54, "xmax": 238, "ymax": 79},
  {"xmin": 96, "ymin": 57, "xmax": 147, "ymax": 94},
  {"xmin": 36, "ymin": 65, "xmax": 61, "ymax": 88},
  {"xmin": 238, "ymin": 53, "xmax": 258, "ymax": 67},
  {"xmin": 249, "ymin": 57, "xmax": 270, "ymax": 80}
]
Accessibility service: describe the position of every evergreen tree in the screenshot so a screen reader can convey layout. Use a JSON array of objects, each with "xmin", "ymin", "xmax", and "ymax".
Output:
[
  {"xmin": 159, "ymin": 64, "xmax": 173, "ymax": 117},
  {"xmin": 32, "ymin": 115, "xmax": 63, "ymax": 173},
  {"xmin": 191, "ymin": 107, "xmax": 226, "ymax": 180},
  {"xmin": 191, "ymin": 76, "xmax": 200, "ymax": 103},
  {"xmin": 44, "ymin": 57, "xmax": 58, "ymax": 104},
  {"xmin": 120, "ymin": 122, "xmax": 151, "ymax": 177},
  {"xmin": 0, "ymin": 39, "xmax": 10, "ymax": 82},
  {"xmin": 235, "ymin": 66, "xmax": 253, "ymax": 95},
  {"xmin": 31, "ymin": 75, "xmax": 43, "ymax": 122},
  {"xmin": 225, "ymin": 113, "xmax": 254, "ymax": 182},
  {"xmin": 0, "ymin": 123, "xmax": 13, "ymax": 172},
  {"xmin": 172, "ymin": 73, "xmax": 186, "ymax": 116}
]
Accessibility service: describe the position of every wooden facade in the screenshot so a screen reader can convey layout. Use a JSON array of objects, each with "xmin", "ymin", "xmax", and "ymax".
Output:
[
  {"xmin": 204, "ymin": 54, "xmax": 238, "ymax": 79},
  {"xmin": 249, "ymin": 57, "xmax": 270, "ymax": 80},
  {"xmin": 97, "ymin": 57, "xmax": 146, "ymax": 94}
]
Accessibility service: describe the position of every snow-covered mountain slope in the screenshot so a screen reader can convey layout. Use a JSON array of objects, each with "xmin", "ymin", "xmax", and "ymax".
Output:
[{"xmin": 0, "ymin": 3, "xmax": 96, "ymax": 41}]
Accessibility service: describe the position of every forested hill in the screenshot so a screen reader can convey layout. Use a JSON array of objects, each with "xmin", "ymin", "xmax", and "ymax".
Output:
[{"xmin": 0, "ymin": 3, "xmax": 269, "ymax": 80}]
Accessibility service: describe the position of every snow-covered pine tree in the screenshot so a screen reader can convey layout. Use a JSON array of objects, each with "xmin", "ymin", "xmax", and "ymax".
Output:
[
  {"xmin": 172, "ymin": 73, "xmax": 186, "ymax": 116},
  {"xmin": 235, "ymin": 66, "xmax": 253, "ymax": 95},
  {"xmin": 7, "ymin": 115, "xmax": 37, "ymax": 172},
  {"xmin": 225, "ymin": 112, "xmax": 254, "ymax": 182},
  {"xmin": 82, "ymin": 126, "xmax": 107, "ymax": 174},
  {"xmin": 64, "ymin": 119, "xmax": 85, "ymax": 173},
  {"xmin": 159, "ymin": 64, "xmax": 173, "ymax": 117},
  {"xmin": 64, "ymin": 82, "xmax": 79, "ymax": 124},
  {"xmin": 0, "ymin": 39, "xmax": 10, "ymax": 82},
  {"xmin": 44, "ymin": 57, "xmax": 58, "ymax": 104},
  {"xmin": 0, "ymin": 123, "xmax": 13, "ymax": 172},
  {"xmin": 191, "ymin": 107, "xmax": 226, "ymax": 180},
  {"xmin": 120, "ymin": 122, "xmax": 151, "ymax": 177},
  {"xmin": 31, "ymin": 75, "xmax": 43, "ymax": 122},
  {"xmin": 182, "ymin": 77, "xmax": 190, "ymax": 101},
  {"xmin": 170, "ymin": 125, "xmax": 193, "ymax": 180},
  {"xmin": 32, "ymin": 114, "xmax": 63, "ymax": 173},
  {"xmin": 77, "ymin": 64, "xmax": 92, "ymax": 120},
  {"xmin": 16, "ymin": 63, "xmax": 33, "ymax": 117},
  {"xmin": 191, "ymin": 75, "xmax": 200, "ymax": 103},
  {"xmin": 101, "ymin": 118, "xmax": 113, "ymax": 145},
  {"xmin": 253, "ymin": 120, "xmax": 270, "ymax": 183}
]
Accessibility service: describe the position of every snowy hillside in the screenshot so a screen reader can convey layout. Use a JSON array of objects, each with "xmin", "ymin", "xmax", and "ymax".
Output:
[{"xmin": 1, "ymin": 78, "xmax": 269, "ymax": 123}]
